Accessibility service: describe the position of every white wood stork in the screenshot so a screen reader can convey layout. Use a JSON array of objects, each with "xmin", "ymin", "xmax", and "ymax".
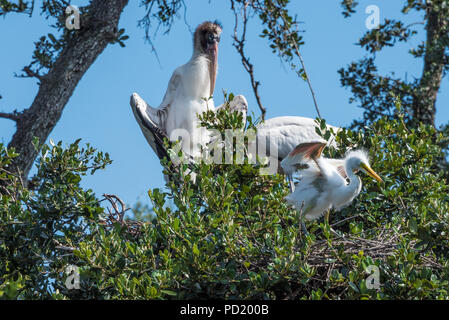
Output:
[
  {"xmin": 131, "ymin": 21, "xmax": 249, "ymax": 162},
  {"xmin": 131, "ymin": 21, "xmax": 219, "ymax": 159}
]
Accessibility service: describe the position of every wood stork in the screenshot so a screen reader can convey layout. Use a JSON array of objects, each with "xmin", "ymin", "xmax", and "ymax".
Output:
[{"xmin": 131, "ymin": 21, "xmax": 222, "ymax": 159}]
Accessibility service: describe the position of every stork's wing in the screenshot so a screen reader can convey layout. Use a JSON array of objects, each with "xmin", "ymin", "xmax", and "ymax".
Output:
[
  {"xmin": 130, "ymin": 93, "xmax": 169, "ymax": 160},
  {"xmin": 132, "ymin": 69, "xmax": 181, "ymax": 135},
  {"xmin": 256, "ymin": 116, "xmax": 341, "ymax": 152},
  {"xmin": 158, "ymin": 70, "xmax": 181, "ymax": 111},
  {"xmin": 130, "ymin": 92, "xmax": 197, "ymax": 181},
  {"xmin": 280, "ymin": 142, "xmax": 326, "ymax": 175},
  {"xmin": 129, "ymin": 68, "xmax": 182, "ymax": 159}
]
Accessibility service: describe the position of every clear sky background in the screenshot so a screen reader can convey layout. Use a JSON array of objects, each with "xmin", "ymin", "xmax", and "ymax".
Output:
[{"xmin": 1, "ymin": 0, "xmax": 448, "ymax": 207}]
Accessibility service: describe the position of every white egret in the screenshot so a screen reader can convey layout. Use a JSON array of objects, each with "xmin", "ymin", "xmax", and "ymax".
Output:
[
  {"xmin": 205, "ymin": 107, "xmax": 340, "ymax": 188},
  {"xmin": 280, "ymin": 142, "xmax": 383, "ymax": 234}
]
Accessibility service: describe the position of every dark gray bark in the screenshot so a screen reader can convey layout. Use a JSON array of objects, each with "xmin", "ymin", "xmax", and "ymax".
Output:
[
  {"xmin": 5, "ymin": 0, "xmax": 129, "ymax": 182},
  {"xmin": 413, "ymin": 6, "xmax": 448, "ymax": 127}
]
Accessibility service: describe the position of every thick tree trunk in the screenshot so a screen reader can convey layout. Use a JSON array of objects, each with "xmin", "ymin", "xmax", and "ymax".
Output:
[
  {"xmin": 413, "ymin": 5, "xmax": 448, "ymax": 127},
  {"xmin": 6, "ymin": 0, "xmax": 129, "ymax": 182}
]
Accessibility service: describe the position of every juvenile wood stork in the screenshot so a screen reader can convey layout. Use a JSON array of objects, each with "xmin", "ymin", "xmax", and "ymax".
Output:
[
  {"xmin": 131, "ymin": 21, "xmax": 223, "ymax": 159},
  {"xmin": 131, "ymin": 21, "xmax": 249, "ymax": 162},
  {"xmin": 280, "ymin": 142, "xmax": 383, "ymax": 234}
]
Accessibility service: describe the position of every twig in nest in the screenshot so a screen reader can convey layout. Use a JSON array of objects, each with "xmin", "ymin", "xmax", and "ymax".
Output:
[
  {"xmin": 103, "ymin": 193, "xmax": 127, "ymax": 223},
  {"xmin": 53, "ymin": 239, "xmax": 76, "ymax": 253}
]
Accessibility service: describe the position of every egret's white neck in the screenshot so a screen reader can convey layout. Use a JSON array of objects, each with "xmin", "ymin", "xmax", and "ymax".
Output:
[
  {"xmin": 346, "ymin": 168, "xmax": 361, "ymax": 188},
  {"xmin": 341, "ymin": 162, "xmax": 362, "ymax": 201}
]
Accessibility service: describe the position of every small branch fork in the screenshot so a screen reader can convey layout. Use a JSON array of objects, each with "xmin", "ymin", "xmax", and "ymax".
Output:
[
  {"xmin": 100, "ymin": 193, "xmax": 144, "ymax": 238},
  {"xmin": 230, "ymin": 0, "xmax": 322, "ymax": 120},
  {"xmin": 21, "ymin": 66, "xmax": 45, "ymax": 82},
  {"xmin": 1, "ymin": 67, "xmax": 44, "ymax": 124},
  {"xmin": 103, "ymin": 193, "xmax": 127, "ymax": 223},
  {"xmin": 231, "ymin": 0, "xmax": 266, "ymax": 120},
  {"xmin": 13, "ymin": 66, "xmax": 46, "ymax": 82}
]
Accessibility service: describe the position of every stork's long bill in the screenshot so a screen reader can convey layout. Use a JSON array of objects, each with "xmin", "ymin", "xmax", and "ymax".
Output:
[
  {"xmin": 360, "ymin": 163, "xmax": 383, "ymax": 183},
  {"xmin": 192, "ymin": 21, "xmax": 222, "ymax": 97},
  {"xmin": 207, "ymin": 42, "xmax": 218, "ymax": 97}
]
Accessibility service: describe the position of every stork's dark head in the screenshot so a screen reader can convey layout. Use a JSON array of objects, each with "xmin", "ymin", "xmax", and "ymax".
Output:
[
  {"xmin": 194, "ymin": 20, "xmax": 222, "ymax": 55},
  {"xmin": 194, "ymin": 21, "xmax": 222, "ymax": 96}
]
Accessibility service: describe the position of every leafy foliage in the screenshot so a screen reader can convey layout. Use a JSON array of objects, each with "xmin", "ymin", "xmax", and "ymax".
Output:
[
  {"xmin": 1, "ymin": 0, "xmax": 449, "ymax": 300},
  {"xmin": 0, "ymin": 140, "xmax": 111, "ymax": 299},
  {"xmin": 2, "ymin": 99, "xmax": 449, "ymax": 299},
  {"xmin": 339, "ymin": 0, "xmax": 449, "ymax": 128},
  {"xmin": 0, "ymin": 0, "xmax": 32, "ymax": 16},
  {"xmin": 1, "ymin": 0, "xmax": 129, "ymax": 78},
  {"xmin": 251, "ymin": 0, "xmax": 306, "ymax": 78}
]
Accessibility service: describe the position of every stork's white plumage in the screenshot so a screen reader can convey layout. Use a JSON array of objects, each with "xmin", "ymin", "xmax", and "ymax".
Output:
[
  {"xmin": 255, "ymin": 116, "xmax": 339, "ymax": 168},
  {"xmin": 131, "ymin": 21, "xmax": 223, "ymax": 158},
  {"xmin": 246, "ymin": 116, "xmax": 340, "ymax": 189},
  {"xmin": 281, "ymin": 142, "xmax": 382, "ymax": 234}
]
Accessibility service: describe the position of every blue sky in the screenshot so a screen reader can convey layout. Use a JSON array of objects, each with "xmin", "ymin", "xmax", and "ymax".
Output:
[{"xmin": 1, "ymin": 0, "xmax": 448, "ymax": 207}]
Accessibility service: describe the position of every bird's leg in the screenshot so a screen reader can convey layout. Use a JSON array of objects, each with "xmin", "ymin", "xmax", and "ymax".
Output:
[
  {"xmin": 287, "ymin": 173, "xmax": 295, "ymax": 193},
  {"xmin": 324, "ymin": 209, "xmax": 339, "ymax": 236},
  {"xmin": 324, "ymin": 209, "xmax": 330, "ymax": 224},
  {"xmin": 297, "ymin": 202, "xmax": 308, "ymax": 237},
  {"xmin": 300, "ymin": 220, "xmax": 308, "ymax": 236}
]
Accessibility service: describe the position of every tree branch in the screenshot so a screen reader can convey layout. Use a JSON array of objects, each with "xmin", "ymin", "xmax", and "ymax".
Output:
[
  {"xmin": 20, "ymin": 66, "xmax": 45, "ymax": 82},
  {"xmin": 412, "ymin": 4, "xmax": 449, "ymax": 126},
  {"xmin": 231, "ymin": 0, "xmax": 266, "ymax": 120},
  {"xmin": 0, "ymin": 112, "xmax": 19, "ymax": 122},
  {"xmin": 6, "ymin": 0, "xmax": 129, "ymax": 183},
  {"xmin": 291, "ymin": 41, "xmax": 322, "ymax": 119}
]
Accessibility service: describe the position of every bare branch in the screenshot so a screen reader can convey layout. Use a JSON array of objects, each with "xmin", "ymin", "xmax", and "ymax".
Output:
[
  {"xmin": 103, "ymin": 193, "xmax": 127, "ymax": 223},
  {"xmin": 100, "ymin": 193, "xmax": 144, "ymax": 238},
  {"xmin": 53, "ymin": 239, "xmax": 76, "ymax": 253},
  {"xmin": 0, "ymin": 111, "xmax": 19, "ymax": 122},
  {"xmin": 231, "ymin": 0, "xmax": 322, "ymax": 120},
  {"xmin": 16, "ymin": 66, "xmax": 45, "ymax": 82},
  {"xmin": 231, "ymin": 0, "xmax": 266, "ymax": 120},
  {"xmin": 277, "ymin": 12, "xmax": 322, "ymax": 119},
  {"xmin": 291, "ymin": 41, "xmax": 322, "ymax": 119},
  {"xmin": 404, "ymin": 21, "xmax": 425, "ymax": 29}
]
